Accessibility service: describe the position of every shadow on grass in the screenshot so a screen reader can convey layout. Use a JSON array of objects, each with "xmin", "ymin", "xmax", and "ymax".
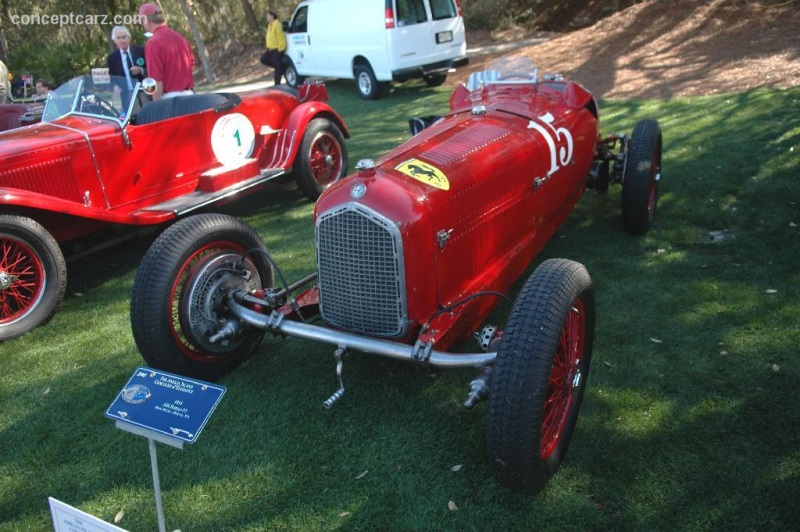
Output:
[{"xmin": 1, "ymin": 87, "xmax": 798, "ymax": 530}]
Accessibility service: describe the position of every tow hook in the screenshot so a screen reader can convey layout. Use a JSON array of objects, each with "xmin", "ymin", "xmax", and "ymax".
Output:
[
  {"xmin": 464, "ymin": 366, "xmax": 493, "ymax": 409},
  {"xmin": 323, "ymin": 346, "xmax": 347, "ymax": 409}
]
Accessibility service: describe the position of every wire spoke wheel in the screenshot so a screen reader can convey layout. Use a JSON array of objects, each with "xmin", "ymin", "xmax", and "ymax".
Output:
[
  {"xmin": 0, "ymin": 215, "xmax": 66, "ymax": 341},
  {"xmin": 622, "ymin": 119, "xmax": 662, "ymax": 235},
  {"xmin": 0, "ymin": 237, "xmax": 45, "ymax": 324},
  {"xmin": 308, "ymin": 130, "xmax": 344, "ymax": 189},
  {"xmin": 487, "ymin": 259, "xmax": 595, "ymax": 494},
  {"xmin": 540, "ymin": 299, "xmax": 585, "ymax": 460},
  {"xmin": 293, "ymin": 118, "xmax": 348, "ymax": 200}
]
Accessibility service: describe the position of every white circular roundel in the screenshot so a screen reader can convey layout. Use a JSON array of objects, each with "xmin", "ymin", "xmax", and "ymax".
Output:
[{"xmin": 211, "ymin": 113, "xmax": 256, "ymax": 167}]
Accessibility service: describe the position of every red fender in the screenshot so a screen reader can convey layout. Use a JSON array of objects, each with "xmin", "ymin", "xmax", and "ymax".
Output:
[
  {"xmin": 0, "ymin": 186, "xmax": 175, "ymax": 226},
  {"xmin": 265, "ymin": 101, "xmax": 350, "ymax": 169}
]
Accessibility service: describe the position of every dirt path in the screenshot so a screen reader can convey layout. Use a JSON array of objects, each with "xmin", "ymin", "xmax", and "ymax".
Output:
[
  {"xmin": 459, "ymin": 0, "xmax": 800, "ymax": 99},
  {"xmin": 218, "ymin": 0, "xmax": 800, "ymax": 99}
]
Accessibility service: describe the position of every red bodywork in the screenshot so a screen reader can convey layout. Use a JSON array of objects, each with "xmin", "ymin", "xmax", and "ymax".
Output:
[
  {"xmin": 128, "ymin": 60, "xmax": 660, "ymax": 495},
  {"xmin": 310, "ymin": 77, "xmax": 598, "ymax": 349},
  {"xmin": 0, "ymin": 103, "xmax": 42, "ymax": 132},
  {"xmin": 0, "ymin": 83, "xmax": 348, "ymax": 244}
]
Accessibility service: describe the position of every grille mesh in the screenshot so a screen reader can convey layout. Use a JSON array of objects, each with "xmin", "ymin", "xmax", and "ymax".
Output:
[{"xmin": 316, "ymin": 204, "xmax": 406, "ymax": 337}]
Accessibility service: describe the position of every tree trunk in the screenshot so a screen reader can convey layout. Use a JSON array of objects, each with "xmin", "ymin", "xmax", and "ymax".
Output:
[
  {"xmin": 176, "ymin": 0, "xmax": 214, "ymax": 84},
  {"xmin": 240, "ymin": 0, "xmax": 259, "ymax": 32},
  {"xmin": 0, "ymin": 22, "xmax": 8, "ymax": 63}
]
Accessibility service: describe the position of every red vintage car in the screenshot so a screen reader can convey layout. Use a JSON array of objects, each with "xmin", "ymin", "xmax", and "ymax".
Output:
[
  {"xmin": 0, "ymin": 102, "xmax": 43, "ymax": 132},
  {"xmin": 130, "ymin": 58, "xmax": 662, "ymax": 494},
  {"xmin": 0, "ymin": 74, "xmax": 349, "ymax": 341}
]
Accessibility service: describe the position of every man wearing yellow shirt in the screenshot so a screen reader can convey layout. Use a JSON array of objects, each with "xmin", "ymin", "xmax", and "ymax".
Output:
[{"xmin": 260, "ymin": 11, "xmax": 287, "ymax": 85}]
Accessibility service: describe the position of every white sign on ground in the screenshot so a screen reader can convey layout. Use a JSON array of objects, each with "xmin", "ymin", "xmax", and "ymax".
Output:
[{"xmin": 49, "ymin": 497, "xmax": 127, "ymax": 532}]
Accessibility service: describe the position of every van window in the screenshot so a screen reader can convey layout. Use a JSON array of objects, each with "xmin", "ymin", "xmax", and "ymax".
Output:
[
  {"xmin": 429, "ymin": 0, "xmax": 457, "ymax": 20},
  {"xmin": 396, "ymin": 0, "xmax": 427, "ymax": 26},
  {"xmin": 289, "ymin": 6, "xmax": 308, "ymax": 33}
]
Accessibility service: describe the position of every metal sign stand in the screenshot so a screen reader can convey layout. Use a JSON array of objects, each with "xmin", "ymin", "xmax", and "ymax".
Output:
[
  {"xmin": 115, "ymin": 421, "xmax": 185, "ymax": 532},
  {"xmin": 106, "ymin": 367, "xmax": 226, "ymax": 532}
]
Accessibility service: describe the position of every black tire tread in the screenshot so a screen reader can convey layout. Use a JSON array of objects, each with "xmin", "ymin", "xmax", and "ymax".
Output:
[
  {"xmin": 622, "ymin": 119, "xmax": 662, "ymax": 235},
  {"xmin": 284, "ymin": 60, "xmax": 304, "ymax": 88},
  {"xmin": 355, "ymin": 64, "xmax": 381, "ymax": 100},
  {"xmin": 0, "ymin": 215, "xmax": 67, "ymax": 341},
  {"xmin": 487, "ymin": 258, "xmax": 595, "ymax": 494},
  {"xmin": 130, "ymin": 213, "xmax": 272, "ymax": 379},
  {"xmin": 293, "ymin": 118, "xmax": 348, "ymax": 201}
]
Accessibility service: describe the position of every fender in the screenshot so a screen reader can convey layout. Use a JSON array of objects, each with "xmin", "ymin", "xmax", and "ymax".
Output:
[
  {"xmin": 0, "ymin": 186, "xmax": 175, "ymax": 226},
  {"xmin": 268, "ymin": 101, "xmax": 350, "ymax": 169}
]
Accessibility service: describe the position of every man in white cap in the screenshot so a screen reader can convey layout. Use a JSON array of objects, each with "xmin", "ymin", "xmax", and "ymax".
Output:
[{"xmin": 138, "ymin": 3, "xmax": 195, "ymax": 100}]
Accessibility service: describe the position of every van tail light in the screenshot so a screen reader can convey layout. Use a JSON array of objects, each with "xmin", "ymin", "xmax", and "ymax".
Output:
[
  {"xmin": 454, "ymin": 0, "xmax": 463, "ymax": 17},
  {"xmin": 385, "ymin": 7, "xmax": 395, "ymax": 28}
]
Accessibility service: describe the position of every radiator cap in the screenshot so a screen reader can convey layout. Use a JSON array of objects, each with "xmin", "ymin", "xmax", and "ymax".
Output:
[{"xmin": 355, "ymin": 158, "xmax": 376, "ymax": 177}]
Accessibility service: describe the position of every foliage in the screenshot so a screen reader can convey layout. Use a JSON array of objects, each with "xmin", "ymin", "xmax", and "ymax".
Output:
[
  {"xmin": 0, "ymin": 0, "xmax": 642, "ymax": 86},
  {"xmin": 1, "ymin": 0, "xmax": 299, "ymax": 85},
  {"xmin": 461, "ymin": 0, "xmax": 643, "ymax": 31},
  {"xmin": 9, "ymin": 36, "xmax": 106, "ymax": 88},
  {"xmin": 0, "ymin": 79, "xmax": 798, "ymax": 530}
]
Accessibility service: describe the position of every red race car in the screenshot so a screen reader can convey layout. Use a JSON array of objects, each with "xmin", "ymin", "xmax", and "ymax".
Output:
[
  {"xmin": 0, "ymin": 102, "xmax": 43, "ymax": 132},
  {"xmin": 0, "ymin": 74, "xmax": 349, "ymax": 341},
  {"xmin": 130, "ymin": 57, "xmax": 662, "ymax": 494}
]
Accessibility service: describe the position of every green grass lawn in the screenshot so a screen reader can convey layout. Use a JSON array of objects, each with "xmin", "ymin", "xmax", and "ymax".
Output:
[{"xmin": 1, "ymin": 80, "xmax": 798, "ymax": 531}]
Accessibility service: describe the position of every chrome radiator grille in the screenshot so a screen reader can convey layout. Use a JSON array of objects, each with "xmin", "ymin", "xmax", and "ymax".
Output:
[{"xmin": 316, "ymin": 203, "xmax": 407, "ymax": 337}]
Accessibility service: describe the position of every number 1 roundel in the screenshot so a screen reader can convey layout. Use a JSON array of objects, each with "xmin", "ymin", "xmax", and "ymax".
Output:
[{"xmin": 211, "ymin": 113, "xmax": 256, "ymax": 167}]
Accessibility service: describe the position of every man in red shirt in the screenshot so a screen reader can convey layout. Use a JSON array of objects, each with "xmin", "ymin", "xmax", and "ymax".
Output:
[{"xmin": 139, "ymin": 3, "xmax": 195, "ymax": 100}]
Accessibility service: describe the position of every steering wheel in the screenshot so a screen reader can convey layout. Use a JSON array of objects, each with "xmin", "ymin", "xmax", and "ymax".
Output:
[{"xmin": 79, "ymin": 94, "xmax": 119, "ymax": 118}]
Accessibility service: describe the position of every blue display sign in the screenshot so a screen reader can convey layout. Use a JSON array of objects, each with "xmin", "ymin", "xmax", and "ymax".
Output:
[{"xmin": 106, "ymin": 367, "xmax": 226, "ymax": 444}]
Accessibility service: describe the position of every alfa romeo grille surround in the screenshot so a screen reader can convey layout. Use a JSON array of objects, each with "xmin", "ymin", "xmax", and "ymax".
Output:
[{"xmin": 316, "ymin": 202, "xmax": 407, "ymax": 337}]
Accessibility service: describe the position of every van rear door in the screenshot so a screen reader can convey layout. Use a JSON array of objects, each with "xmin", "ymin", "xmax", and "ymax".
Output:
[
  {"xmin": 286, "ymin": 4, "xmax": 316, "ymax": 75},
  {"xmin": 427, "ymin": 0, "xmax": 465, "ymax": 61},
  {"xmin": 389, "ymin": 0, "xmax": 434, "ymax": 71}
]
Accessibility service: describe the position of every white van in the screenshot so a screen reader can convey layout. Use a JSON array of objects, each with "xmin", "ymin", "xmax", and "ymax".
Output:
[{"xmin": 283, "ymin": 0, "xmax": 468, "ymax": 99}]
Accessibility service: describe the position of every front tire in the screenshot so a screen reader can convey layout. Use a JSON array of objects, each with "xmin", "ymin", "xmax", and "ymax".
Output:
[
  {"xmin": 487, "ymin": 259, "xmax": 595, "ymax": 494},
  {"xmin": 0, "ymin": 215, "xmax": 67, "ymax": 341},
  {"xmin": 130, "ymin": 214, "xmax": 273, "ymax": 380},
  {"xmin": 293, "ymin": 118, "xmax": 348, "ymax": 200},
  {"xmin": 284, "ymin": 59, "xmax": 305, "ymax": 88},
  {"xmin": 355, "ymin": 64, "xmax": 382, "ymax": 100},
  {"xmin": 622, "ymin": 119, "xmax": 662, "ymax": 235}
]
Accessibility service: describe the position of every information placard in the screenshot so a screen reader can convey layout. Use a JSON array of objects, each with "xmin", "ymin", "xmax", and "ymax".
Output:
[
  {"xmin": 49, "ymin": 497, "xmax": 127, "ymax": 532},
  {"xmin": 106, "ymin": 367, "xmax": 226, "ymax": 444}
]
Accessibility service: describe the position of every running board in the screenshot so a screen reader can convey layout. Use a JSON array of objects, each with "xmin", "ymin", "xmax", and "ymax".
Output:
[{"xmin": 137, "ymin": 167, "xmax": 287, "ymax": 216}]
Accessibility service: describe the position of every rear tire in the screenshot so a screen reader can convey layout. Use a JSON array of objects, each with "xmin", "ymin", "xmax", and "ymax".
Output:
[
  {"xmin": 130, "ymin": 214, "xmax": 273, "ymax": 380},
  {"xmin": 355, "ymin": 64, "xmax": 382, "ymax": 100},
  {"xmin": 0, "ymin": 215, "xmax": 66, "ymax": 341},
  {"xmin": 622, "ymin": 119, "xmax": 662, "ymax": 235},
  {"xmin": 423, "ymin": 73, "xmax": 447, "ymax": 87},
  {"xmin": 293, "ymin": 118, "xmax": 348, "ymax": 200},
  {"xmin": 487, "ymin": 259, "xmax": 595, "ymax": 494}
]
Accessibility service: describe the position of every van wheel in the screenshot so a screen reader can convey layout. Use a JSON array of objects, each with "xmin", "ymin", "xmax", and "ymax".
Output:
[
  {"xmin": 355, "ymin": 64, "xmax": 381, "ymax": 100},
  {"xmin": 284, "ymin": 59, "xmax": 305, "ymax": 88},
  {"xmin": 423, "ymin": 73, "xmax": 447, "ymax": 87}
]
